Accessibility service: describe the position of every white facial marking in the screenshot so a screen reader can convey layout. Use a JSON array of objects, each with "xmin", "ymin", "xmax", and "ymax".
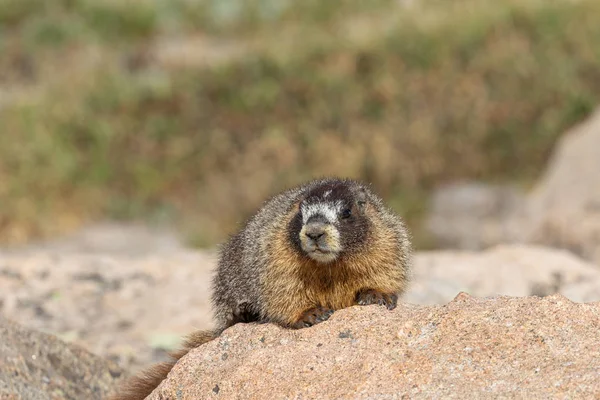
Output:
[
  {"xmin": 301, "ymin": 200, "xmax": 342, "ymax": 224},
  {"xmin": 307, "ymin": 251, "xmax": 338, "ymax": 263},
  {"xmin": 323, "ymin": 190, "xmax": 332, "ymax": 198}
]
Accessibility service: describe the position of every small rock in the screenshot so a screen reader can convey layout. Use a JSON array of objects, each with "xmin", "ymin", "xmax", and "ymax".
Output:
[{"xmin": 425, "ymin": 182, "xmax": 524, "ymax": 250}]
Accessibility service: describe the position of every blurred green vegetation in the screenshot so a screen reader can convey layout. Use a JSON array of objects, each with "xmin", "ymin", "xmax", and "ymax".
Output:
[{"xmin": 1, "ymin": 0, "xmax": 599, "ymax": 247}]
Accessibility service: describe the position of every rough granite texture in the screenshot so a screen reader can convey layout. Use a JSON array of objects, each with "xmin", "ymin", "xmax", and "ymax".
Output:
[
  {"xmin": 150, "ymin": 294, "xmax": 600, "ymax": 399},
  {"xmin": 0, "ymin": 316, "xmax": 123, "ymax": 400}
]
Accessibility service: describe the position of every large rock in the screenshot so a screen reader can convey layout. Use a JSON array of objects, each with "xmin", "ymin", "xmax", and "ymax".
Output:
[
  {"xmin": 522, "ymin": 108, "xmax": 600, "ymax": 264},
  {"xmin": 0, "ymin": 316, "xmax": 123, "ymax": 399},
  {"xmin": 150, "ymin": 295, "xmax": 600, "ymax": 399},
  {"xmin": 425, "ymin": 108, "xmax": 600, "ymax": 266}
]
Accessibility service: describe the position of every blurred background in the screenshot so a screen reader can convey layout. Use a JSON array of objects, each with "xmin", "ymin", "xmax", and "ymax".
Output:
[
  {"xmin": 2, "ymin": 0, "xmax": 599, "ymax": 249},
  {"xmin": 2, "ymin": 0, "xmax": 600, "ymax": 377}
]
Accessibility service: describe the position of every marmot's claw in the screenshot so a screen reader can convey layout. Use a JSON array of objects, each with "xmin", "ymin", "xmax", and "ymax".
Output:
[
  {"xmin": 318, "ymin": 309, "xmax": 334, "ymax": 322},
  {"xmin": 293, "ymin": 307, "xmax": 334, "ymax": 329},
  {"xmin": 356, "ymin": 289, "xmax": 398, "ymax": 310}
]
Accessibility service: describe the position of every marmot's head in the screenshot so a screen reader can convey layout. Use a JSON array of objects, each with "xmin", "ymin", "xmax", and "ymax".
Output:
[{"xmin": 287, "ymin": 179, "xmax": 373, "ymax": 263}]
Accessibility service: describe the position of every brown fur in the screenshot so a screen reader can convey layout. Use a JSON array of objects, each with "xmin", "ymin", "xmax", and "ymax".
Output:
[
  {"xmin": 111, "ymin": 178, "xmax": 411, "ymax": 399},
  {"xmin": 262, "ymin": 199, "xmax": 408, "ymax": 325}
]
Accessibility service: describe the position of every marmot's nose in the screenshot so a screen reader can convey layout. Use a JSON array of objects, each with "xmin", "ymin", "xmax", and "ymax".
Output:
[{"xmin": 305, "ymin": 223, "xmax": 326, "ymax": 241}]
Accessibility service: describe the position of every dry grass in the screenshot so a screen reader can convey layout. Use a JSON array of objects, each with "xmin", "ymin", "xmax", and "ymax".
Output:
[{"xmin": 1, "ymin": 0, "xmax": 599, "ymax": 247}]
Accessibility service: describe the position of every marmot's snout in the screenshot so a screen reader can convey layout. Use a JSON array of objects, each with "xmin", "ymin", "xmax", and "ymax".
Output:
[
  {"xmin": 299, "ymin": 216, "xmax": 341, "ymax": 263},
  {"xmin": 304, "ymin": 221, "xmax": 326, "ymax": 241}
]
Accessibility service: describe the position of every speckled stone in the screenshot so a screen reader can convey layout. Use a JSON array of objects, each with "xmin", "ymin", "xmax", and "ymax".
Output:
[
  {"xmin": 150, "ymin": 294, "xmax": 600, "ymax": 399},
  {"xmin": 0, "ymin": 316, "xmax": 124, "ymax": 400}
]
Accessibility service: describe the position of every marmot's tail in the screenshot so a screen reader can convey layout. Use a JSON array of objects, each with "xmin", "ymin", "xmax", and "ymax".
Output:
[{"xmin": 110, "ymin": 329, "xmax": 220, "ymax": 400}]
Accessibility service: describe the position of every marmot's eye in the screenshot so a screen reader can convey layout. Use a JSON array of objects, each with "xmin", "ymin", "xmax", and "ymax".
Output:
[{"xmin": 341, "ymin": 208, "xmax": 352, "ymax": 219}]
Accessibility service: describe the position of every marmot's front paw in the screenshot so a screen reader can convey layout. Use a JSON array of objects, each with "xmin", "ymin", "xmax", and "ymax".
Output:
[
  {"xmin": 356, "ymin": 289, "xmax": 398, "ymax": 310},
  {"xmin": 292, "ymin": 307, "xmax": 334, "ymax": 329}
]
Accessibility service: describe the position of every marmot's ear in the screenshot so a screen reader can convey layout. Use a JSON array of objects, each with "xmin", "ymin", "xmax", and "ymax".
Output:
[{"xmin": 355, "ymin": 187, "xmax": 367, "ymax": 212}]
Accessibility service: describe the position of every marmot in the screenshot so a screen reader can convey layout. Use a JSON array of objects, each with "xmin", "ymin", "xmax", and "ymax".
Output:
[{"xmin": 113, "ymin": 177, "xmax": 411, "ymax": 400}]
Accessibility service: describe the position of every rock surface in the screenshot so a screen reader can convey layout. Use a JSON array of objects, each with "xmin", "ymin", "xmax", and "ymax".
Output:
[
  {"xmin": 0, "ymin": 316, "xmax": 123, "ymax": 400},
  {"xmin": 150, "ymin": 294, "xmax": 600, "ymax": 399}
]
